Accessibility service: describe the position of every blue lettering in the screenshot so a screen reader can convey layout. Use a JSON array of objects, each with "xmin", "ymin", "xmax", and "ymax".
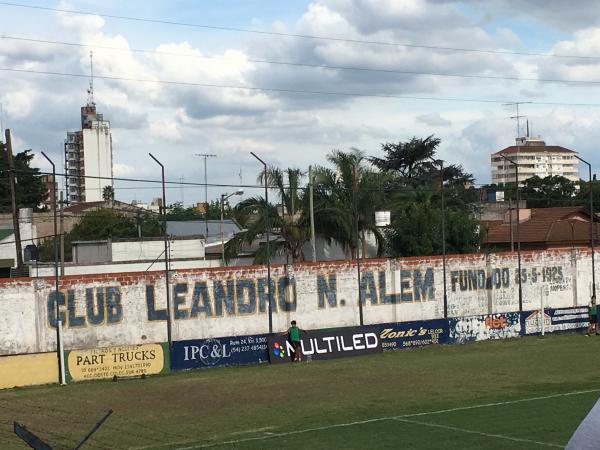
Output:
[
  {"xmin": 360, "ymin": 271, "xmax": 378, "ymax": 305},
  {"xmin": 214, "ymin": 280, "xmax": 235, "ymax": 316},
  {"xmin": 236, "ymin": 279, "xmax": 256, "ymax": 314},
  {"xmin": 105, "ymin": 287, "xmax": 122, "ymax": 323},
  {"xmin": 277, "ymin": 277, "xmax": 296, "ymax": 312},
  {"xmin": 47, "ymin": 290, "xmax": 66, "ymax": 329},
  {"xmin": 86, "ymin": 287, "xmax": 105, "ymax": 325},
  {"xmin": 191, "ymin": 281, "xmax": 212, "ymax": 317},
  {"xmin": 146, "ymin": 285, "xmax": 167, "ymax": 321},
  {"xmin": 67, "ymin": 290, "xmax": 85, "ymax": 327},
  {"xmin": 317, "ymin": 274, "xmax": 337, "ymax": 308},
  {"xmin": 173, "ymin": 283, "xmax": 189, "ymax": 320}
]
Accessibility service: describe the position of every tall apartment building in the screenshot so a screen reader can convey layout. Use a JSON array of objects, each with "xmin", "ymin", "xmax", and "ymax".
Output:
[
  {"xmin": 64, "ymin": 104, "xmax": 114, "ymax": 204},
  {"xmin": 490, "ymin": 136, "xmax": 579, "ymax": 186}
]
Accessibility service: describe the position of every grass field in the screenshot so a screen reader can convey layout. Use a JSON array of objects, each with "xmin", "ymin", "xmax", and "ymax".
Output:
[{"xmin": 0, "ymin": 333, "xmax": 598, "ymax": 449}]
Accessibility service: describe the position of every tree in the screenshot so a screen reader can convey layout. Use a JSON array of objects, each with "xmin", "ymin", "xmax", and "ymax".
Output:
[
  {"xmin": 225, "ymin": 167, "xmax": 309, "ymax": 263},
  {"xmin": 102, "ymin": 185, "xmax": 115, "ymax": 202},
  {"xmin": 166, "ymin": 200, "xmax": 231, "ymax": 221},
  {"xmin": 313, "ymin": 149, "xmax": 387, "ymax": 258},
  {"xmin": 521, "ymin": 175, "xmax": 577, "ymax": 208},
  {"xmin": 0, "ymin": 143, "xmax": 47, "ymax": 212},
  {"xmin": 38, "ymin": 208, "xmax": 162, "ymax": 261}
]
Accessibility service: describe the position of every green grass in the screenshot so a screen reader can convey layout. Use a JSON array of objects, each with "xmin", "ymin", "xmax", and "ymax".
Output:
[{"xmin": 0, "ymin": 333, "xmax": 598, "ymax": 449}]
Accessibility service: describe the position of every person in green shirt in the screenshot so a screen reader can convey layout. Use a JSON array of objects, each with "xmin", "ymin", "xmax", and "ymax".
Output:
[
  {"xmin": 287, "ymin": 321, "xmax": 304, "ymax": 362},
  {"xmin": 586, "ymin": 295, "xmax": 597, "ymax": 336}
]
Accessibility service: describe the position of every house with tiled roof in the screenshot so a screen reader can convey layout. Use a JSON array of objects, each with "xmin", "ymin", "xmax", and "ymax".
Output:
[
  {"xmin": 491, "ymin": 136, "xmax": 580, "ymax": 186},
  {"xmin": 481, "ymin": 206, "xmax": 599, "ymax": 251}
]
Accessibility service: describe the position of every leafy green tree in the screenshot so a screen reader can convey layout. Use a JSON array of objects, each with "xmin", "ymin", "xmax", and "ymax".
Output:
[
  {"xmin": 38, "ymin": 208, "xmax": 161, "ymax": 261},
  {"xmin": 166, "ymin": 200, "xmax": 231, "ymax": 221},
  {"xmin": 0, "ymin": 143, "xmax": 47, "ymax": 212},
  {"xmin": 521, "ymin": 175, "xmax": 577, "ymax": 208}
]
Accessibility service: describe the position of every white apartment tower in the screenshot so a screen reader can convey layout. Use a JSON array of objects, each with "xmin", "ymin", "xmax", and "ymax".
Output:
[
  {"xmin": 64, "ymin": 100, "xmax": 114, "ymax": 204},
  {"xmin": 490, "ymin": 136, "xmax": 579, "ymax": 186}
]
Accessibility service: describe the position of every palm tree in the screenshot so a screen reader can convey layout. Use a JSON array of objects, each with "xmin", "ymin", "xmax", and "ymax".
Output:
[
  {"xmin": 225, "ymin": 167, "xmax": 309, "ymax": 263},
  {"xmin": 313, "ymin": 149, "xmax": 387, "ymax": 259}
]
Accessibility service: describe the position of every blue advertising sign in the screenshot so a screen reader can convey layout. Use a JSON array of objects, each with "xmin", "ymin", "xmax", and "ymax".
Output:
[
  {"xmin": 170, "ymin": 333, "xmax": 270, "ymax": 371},
  {"xmin": 370, "ymin": 319, "xmax": 449, "ymax": 350},
  {"xmin": 448, "ymin": 312, "xmax": 521, "ymax": 344},
  {"xmin": 521, "ymin": 306, "xmax": 588, "ymax": 335}
]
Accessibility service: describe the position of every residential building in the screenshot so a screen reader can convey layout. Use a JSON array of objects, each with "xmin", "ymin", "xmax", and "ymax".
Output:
[
  {"xmin": 39, "ymin": 174, "xmax": 57, "ymax": 210},
  {"xmin": 490, "ymin": 136, "xmax": 579, "ymax": 186},
  {"xmin": 64, "ymin": 103, "xmax": 113, "ymax": 204}
]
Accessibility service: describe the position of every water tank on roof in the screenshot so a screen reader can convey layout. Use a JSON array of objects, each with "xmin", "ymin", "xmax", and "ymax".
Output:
[
  {"xmin": 24, "ymin": 244, "xmax": 38, "ymax": 262},
  {"xmin": 375, "ymin": 211, "xmax": 391, "ymax": 227}
]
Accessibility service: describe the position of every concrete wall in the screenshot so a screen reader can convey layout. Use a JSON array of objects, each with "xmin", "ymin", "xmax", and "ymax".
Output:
[
  {"xmin": 83, "ymin": 123, "xmax": 113, "ymax": 202},
  {"xmin": 112, "ymin": 239, "xmax": 205, "ymax": 262},
  {"xmin": 0, "ymin": 247, "xmax": 595, "ymax": 356}
]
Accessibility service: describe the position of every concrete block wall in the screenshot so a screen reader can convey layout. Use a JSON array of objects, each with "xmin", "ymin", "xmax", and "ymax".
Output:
[{"xmin": 0, "ymin": 247, "xmax": 595, "ymax": 356}]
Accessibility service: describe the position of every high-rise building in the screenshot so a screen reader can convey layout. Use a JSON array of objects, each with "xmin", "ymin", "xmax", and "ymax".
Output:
[
  {"xmin": 64, "ymin": 103, "xmax": 113, "ymax": 204},
  {"xmin": 490, "ymin": 136, "xmax": 579, "ymax": 186}
]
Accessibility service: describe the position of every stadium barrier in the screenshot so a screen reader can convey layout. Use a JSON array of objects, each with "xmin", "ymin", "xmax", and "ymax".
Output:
[{"xmin": 0, "ymin": 248, "xmax": 594, "ymax": 386}]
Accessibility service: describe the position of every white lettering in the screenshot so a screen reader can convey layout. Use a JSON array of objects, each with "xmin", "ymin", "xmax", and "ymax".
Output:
[
  {"xmin": 365, "ymin": 333, "xmax": 378, "ymax": 348},
  {"xmin": 352, "ymin": 334, "xmax": 365, "ymax": 350},
  {"xmin": 322, "ymin": 336, "xmax": 335, "ymax": 352},
  {"xmin": 340, "ymin": 335, "xmax": 353, "ymax": 351},
  {"xmin": 314, "ymin": 338, "xmax": 328, "ymax": 354}
]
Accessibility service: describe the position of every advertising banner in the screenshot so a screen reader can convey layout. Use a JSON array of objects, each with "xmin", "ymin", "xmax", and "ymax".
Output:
[
  {"xmin": 448, "ymin": 313, "xmax": 521, "ymax": 344},
  {"xmin": 521, "ymin": 306, "xmax": 588, "ymax": 335},
  {"xmin": 373, "ymin": 319, "xmax": 449, "ymax": 350},
  {"xmin": 268, "ymin": 326, "xmax": 382, "ymax": 364},
  {"xmin": 170, "ymin": 334, "xmax": 270, "ymax": 371},
  {"xmin": 66, "ymin": 343, "xmax": 167, "ymax": 381}
]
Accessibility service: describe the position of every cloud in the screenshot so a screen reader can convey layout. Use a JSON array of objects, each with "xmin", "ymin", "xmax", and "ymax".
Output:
[{"xmin": 417, "ymin": 112, "xmax": 452, "ymax": 127}]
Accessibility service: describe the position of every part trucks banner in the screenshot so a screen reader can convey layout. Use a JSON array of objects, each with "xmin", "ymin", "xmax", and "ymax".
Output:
[
  {"xmin": 521, "ymin": 306, "xmax": 588, "ymax": 335},
  {"xmin": 268, "ymin": 326, "xmax": 382, "ymax": 364},
  {"xmin": 66, "ymin": 343, "xmax": 167, "ymax": 381},
  {"xmin": 171, "ymin": 333, "xmax": 270, "ymax": 371}
]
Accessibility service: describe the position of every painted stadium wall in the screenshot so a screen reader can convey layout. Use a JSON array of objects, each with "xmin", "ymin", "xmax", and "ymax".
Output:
[{"xmin": 0, "ymin": 247, "xmax": 595, "ymax": 356}]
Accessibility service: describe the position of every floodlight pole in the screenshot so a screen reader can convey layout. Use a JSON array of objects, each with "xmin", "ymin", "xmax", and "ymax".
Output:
[
  {"xmin": 195, "ymin": 153, "xmax": 216, "ymax": 244},
  {"xmin": 149, "ymin": 153, "xmax": 173, "ymax": 348},
  {"xmin": 500, "ymin": 153, "xmax": 523, "ymax": 315},
  {"xmin": 574, "ymin": 155, "xmax": 596, "ymax": 299},
  {"xmin": 428, "ymin": 156, "xmax": 448, "ymax": 318},
  {"xmin": 41, "ymin": 151, "xmax": 63, "ymax": 385},
  {"xmin": 352, "ymin": 165, "xmax": 364, "ymax": 326},
  {"xmin": 220, "ymin": 190, "xmax": 243, "ymax": 266},
  {"xmin": 250, "ymin": 152, "xmax": 273, "ymax": 333}
]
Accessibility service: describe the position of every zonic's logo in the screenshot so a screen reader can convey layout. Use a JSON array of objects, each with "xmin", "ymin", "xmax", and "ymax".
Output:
[{"xmin": 272, "ymin": 342, "xmax": 286, "ymax": 358}]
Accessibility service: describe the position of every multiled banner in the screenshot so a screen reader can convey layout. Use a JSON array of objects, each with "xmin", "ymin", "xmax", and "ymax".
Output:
[
  {"xmin": 170, "ymin": 334, "xmax": 270, "ymax": 371},
  {"xmin": 267, "ymin": 327, "xmax": 382, "ymax": 364}
]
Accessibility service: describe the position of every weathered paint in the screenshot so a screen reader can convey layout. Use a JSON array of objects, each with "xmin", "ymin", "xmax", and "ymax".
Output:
[{"xmin": 0, "ymin": 248, "xmax": 593, "ymax": 355}]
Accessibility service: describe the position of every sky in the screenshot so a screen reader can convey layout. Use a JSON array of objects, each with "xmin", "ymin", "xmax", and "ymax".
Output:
[{"xmin": 2, "ymin": 0, "xmax": 600, "ymax": 205}]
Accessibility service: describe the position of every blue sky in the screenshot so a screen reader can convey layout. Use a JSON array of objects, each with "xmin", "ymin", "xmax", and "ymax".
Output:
[{"xmin": 2, "ymin": 0, "xmax": 600, "ymax": 205}]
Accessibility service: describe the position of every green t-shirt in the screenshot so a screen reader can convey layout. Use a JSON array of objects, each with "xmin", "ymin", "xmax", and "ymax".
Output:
[
  {"xmin": 288, "ymin": 326, "xmax": 301, "ymax": 342},
  {"xmin": 591, "ymin": 305, "xmax": 597, "ymax": 317}
]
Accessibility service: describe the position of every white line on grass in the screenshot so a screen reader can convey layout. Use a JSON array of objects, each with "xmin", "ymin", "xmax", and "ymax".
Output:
[
  {"xmin": 394, "ymin": 417, "xmax": 563, "ymax": 448},
  {"xmin": 147, "ymin": 388, "xmax": 600, "ymax": 450}
]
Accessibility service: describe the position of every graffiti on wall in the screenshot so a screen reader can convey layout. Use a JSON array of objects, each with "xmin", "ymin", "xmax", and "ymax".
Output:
[{"xmin": 448, "ymin": 313, "xmax": 521, "ymax": 343}]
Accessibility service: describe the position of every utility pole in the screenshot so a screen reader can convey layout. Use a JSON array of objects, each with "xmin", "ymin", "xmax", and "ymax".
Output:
[
  {"xmin": 5, "ymin": 129, "xmax": 23, "ymax": 272},
  {"xmin": 309, "ymin": 165, "xmax": 316, "ymax": 262},
  {"xmin": 59, "ymin": 191, "xmax": 65, "ymax": 276},
  {"xmin": 194, "ymin": 153, "xmax": 216, "ymax": 244}
]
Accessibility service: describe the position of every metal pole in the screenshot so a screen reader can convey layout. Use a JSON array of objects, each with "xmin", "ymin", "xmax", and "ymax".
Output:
[
  {"xmin": 195, "ymin": 154, "xmax": 216, "ymax": 245},
  {"xmin": 352, "ymin": 165, "xmax": 364, "ymax": 326},
  {"xmin": 428, "ymin": 157, "xmax": 448, "ymax": 318},
  {"xmin": 575, "ymin": 155, "xmax": 595, "ymax": 298},
  {"xmin": 220, "ymin": 193, "xmax": 225, "ymax": 266},
  {"xmin": 500, "ymin": 153, "xmax": 523, "ymax": 315},
  {"xmin": 149, "ymin": 153, "xmax": 173, "ymax": 348},
  {"xmin": 5, "ymin": 130, "xmax": 24, "ymax": 272},
  {"xmin": 309, "ymin": 165, "xmax": 316, "ymax": 262},
  {"xmin": 250, "ymin": 152, "xmax": 273, "ymax": 333},
  {"xmin": 41, "ymin": 151, "xmax": 63, "ymax": 385},
  {"xmin": 59, "ymin": 191, "xmax": 65, "ymax": 276}
]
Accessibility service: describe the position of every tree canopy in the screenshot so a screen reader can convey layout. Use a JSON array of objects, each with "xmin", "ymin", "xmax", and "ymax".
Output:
[{"xmin": 0, "ymin": 143, "xmax": 47, "ymax": 212}]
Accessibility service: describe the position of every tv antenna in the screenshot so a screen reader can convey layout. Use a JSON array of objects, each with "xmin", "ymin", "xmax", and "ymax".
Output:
[
  {"xmin": 87, "ymin": 51, "xmax": 95, "ymax": 106},
  {"xmin": 504, "ymin": 101, "xmax": 531, "ymax": 138}
]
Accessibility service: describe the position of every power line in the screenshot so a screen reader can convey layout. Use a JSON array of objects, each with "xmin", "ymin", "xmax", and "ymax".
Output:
[
  {"xmin": 5, "ymin": 66, "xmax": 600, "ymax": 107},
  {"xmin": 1, "ymin": 2, "xmax": 599, "ymax": 61},
  {"xmin": 4, "ymin": 35, "xmax": 600, "ymax": 86}
]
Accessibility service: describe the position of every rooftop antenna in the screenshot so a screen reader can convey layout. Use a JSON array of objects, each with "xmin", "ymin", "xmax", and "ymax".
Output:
[
  {"xmin": 526, "ymin": 119, "xmax": 529, "ymax": 138},
  {"xmin": 87, "ymin": 51, "xmax": 95, "ymax": 106},
  {"xmin": 504, "ymin": 101, "xmax": 531, "ymax": 138}
]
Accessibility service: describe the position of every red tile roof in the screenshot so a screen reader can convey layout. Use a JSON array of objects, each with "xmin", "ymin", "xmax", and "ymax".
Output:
[
  {"xmin": 492, "ymin": 145, "xmax": 576, "ymax": 155},
  {"xmin": 482, "ymin": 206, "xmax": 596, "ymax": 245}
]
